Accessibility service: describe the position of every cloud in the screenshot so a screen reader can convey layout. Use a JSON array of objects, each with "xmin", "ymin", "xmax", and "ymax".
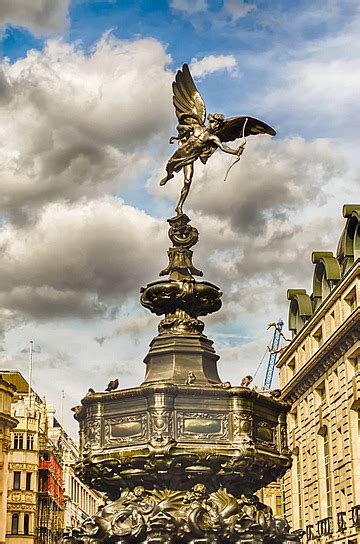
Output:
[
  {"xmin": 94, "ymin": 313, "xmax": 156, "ymax": 346},
  {"xmin": 190, "ymin": 55, "xmax": 237, "ymax": 78},
  {"xmin": 0, "ymin": 197, "xmax": 167, "ymax": 322},
  {"xmin": 244, "ymin": 10, "xmax": 360, "ymax": 139},
  {"xmin": 170, "ymin": 0, "xmax": 207, "ymax": 15},
  {"xmin": 150, "ymin": 132, "xmax": 347, "ymax": 326},
  {"xmin": 20, "ymin": 343, "xmax": 41, "ymax": 354},
  {"xmin": 152, "ymin": 136, "xmax": 344, "ymax": 234},
  {"xmin": 0, "ymin": 34, "xmax": 173, "ymax": 223},
  {"xmin": 190, "ymin": 137, "xmax": 343, "ymax": 230},
  {"xmin": 0, "ymin": 0, "xmax": 70, "ymax": 36},
  {"xmin": 224, "ymin": 0, "xmax": 256, "ymax": 21}
]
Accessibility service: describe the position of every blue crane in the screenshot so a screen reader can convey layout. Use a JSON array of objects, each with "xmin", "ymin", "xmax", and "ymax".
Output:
[{"xmin": 263, "ymin": 319, "xmax": 284, "ymax": 390}]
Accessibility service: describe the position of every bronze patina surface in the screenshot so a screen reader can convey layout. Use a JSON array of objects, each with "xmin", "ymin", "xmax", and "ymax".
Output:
[
  {"xmin": 160, "ymin": 64, "xmax": 276, "ymax": 216},
  {"xmin": 64, "ymin": 65, "xmax": 302, "ymax": 544}
]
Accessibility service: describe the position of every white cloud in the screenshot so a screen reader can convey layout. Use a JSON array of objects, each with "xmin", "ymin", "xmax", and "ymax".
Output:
[
  {"xmin": 246, "ymin": 11, "xmax": 360, "ymax": 138},
  {"xmin": 170, "ymin": 0, "xmax": 207, "ymax": 15},
  {"xmin": 0, "ymin": 34, "xmax": 173, "ymax": 222},
  {"xmin": 190, "ymin": 54, "xmax": 238, "ymax": 78},
  {"xmin": 224, "ymin": 0, "xmax": 256, "ymax": 21},
  {"xmin": 0, "ymin": 0, "xmax": 70, "ymax": 36},
  {"xmin": 150, "ymin": 132, "xmax": 346, "ymax": 330}
]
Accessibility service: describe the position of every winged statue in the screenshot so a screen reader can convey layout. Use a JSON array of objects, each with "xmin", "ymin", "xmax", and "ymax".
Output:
[{"xmin": 160, "ymin": 64, "xmax": 276, "ymax": 215}]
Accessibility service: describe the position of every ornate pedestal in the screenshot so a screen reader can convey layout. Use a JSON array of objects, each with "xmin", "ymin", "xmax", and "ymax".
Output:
[{"xmin": 65, "ymin": 214, "xmax": 302, "ymax": 544}]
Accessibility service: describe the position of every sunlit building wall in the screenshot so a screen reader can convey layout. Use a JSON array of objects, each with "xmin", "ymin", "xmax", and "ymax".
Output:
[
  {"xmin": 47, "ymin": 405, "xmax": 103, "ymax": 531},
  {"xmin": 0, "ymin": 377, "xmax": 17, "ymax": 544},
  {"xmin": 278, "ymin": 205, "xmax": 360, "ymax": 542}
]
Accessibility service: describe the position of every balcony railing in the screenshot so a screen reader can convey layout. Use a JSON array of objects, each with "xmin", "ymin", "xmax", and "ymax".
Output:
[
  {"xmin": 337, "ymin": 511, "xmax": 347, "ymax": 533},
  {"xmin": 317, "ymin": 517, "xmax": 332, "ymax": 536},
  {"xmin": 352, "ymin": 505, "xmax": 360, "ymax": 527},
  {"xmin": 306, "ymin": 524, "xmax": 314, "ymax": 540}
]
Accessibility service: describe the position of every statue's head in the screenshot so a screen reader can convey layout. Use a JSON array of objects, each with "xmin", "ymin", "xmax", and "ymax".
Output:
[
  {"xmin": 193, "ymin": 483, "xmax": 207, "ymax": 497},
  {"xmin": 134, "ymin": 485, "xmax": 145, "ymax": 497},
  {"xmin": 207, "ymin": 113, "xmax": 225, "ymax": 132}
]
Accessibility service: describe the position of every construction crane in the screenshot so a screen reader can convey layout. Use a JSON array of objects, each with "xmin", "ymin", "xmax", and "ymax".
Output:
[{"xmin": 263, "ymin": 319, "xmax": 285, "ymax": 390}]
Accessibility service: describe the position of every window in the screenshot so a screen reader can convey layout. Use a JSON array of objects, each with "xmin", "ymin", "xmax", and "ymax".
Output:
[
  {"xmin": 26, "ymin": 472, "xmax": 32, "ymax": 491},
  {"xmin": 315, "ymin": 382, "xmax": 326, "ymax": 407},
  {"xmin": 324, "ymin": 430, "xmax": 332, "ymax": 518},
  {"xmin": 301, "ymin": 344, "xmax": 306, "ymax": 362},
  {"xmin": 11, "ymin": 514, "xmax": 19, "ymax": 534},
  {"xmin": 13, "ymin": 432, "xmax": 24, "ymax": 449},
  {"xmin": 353, "ymin": 355, "xmax": 360, "ymax": 374},
  {"xmin": 303, "ymin": 397, "xmax": 309, "ymax": 419},
  {"xmin": 13, "ymin": 471, "xmax": 21, "ymax": 490},
  {"xmin": 313, "ymin": 325, "xmax": 323, "ymax": 348},
  {"xmin": 24, "ymin": 514, "xmax": 30, "ymax": 535},
  {"xmin": 333, "ymin": 368, "xmax": 339, "ymax": 391},
  {"xmin": 345, "ymin": 288, "xmax": 357, "ymax": 312},
  {"xmin": 26, "ymin": 433, "xmax": 34, "ymax": 450},
  {"xmin": 336, "ymin": 427, "xmax": 343, "ymax": 461},
  {"xmin": 306, "ymin": 449, "xmax": 311, "ymax": 481},
  {"xmin": 297, "ymin": 454, "xmax": 303, "ymax": 528},
  {"xmin": 288, "ymin": 358, "xmax": 295, "ymax": 379},
  {"xmin": 281, "ymin": 479, "xmax": 286, "ymax": 515},
  {"xmin": 330, "ymin": 311, "xmax": 336, "ymax": 331}
]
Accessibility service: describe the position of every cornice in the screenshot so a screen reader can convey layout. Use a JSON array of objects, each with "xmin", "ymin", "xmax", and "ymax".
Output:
[
  {"xmin": 278, "ymin": 259, "xmax": 359, "ymax": 367},
  {"xmin": 0, "ymin": 413, "xmax": 18, "ymax": 429},
  {"xmin": 0, "ymin": 376, "xmax": 16, "ymax": 392},
  {"xmin": 281, "ymin": 308, "xmax": 360, "ymax": 402}
]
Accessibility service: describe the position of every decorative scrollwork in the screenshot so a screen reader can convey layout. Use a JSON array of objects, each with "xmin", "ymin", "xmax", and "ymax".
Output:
[
  {"xmin": 140, "ymin": 279, "xmax": 222, "ymax": 335},
  {"xmin": 159, "ymin": 214, "xmax": 202, "ymax": 280},
  {"xmin": 104, "ymin": 414, "xmax": 147, "ymax": 446},
  {"xmin": 84, "ymin": 420, "xmax": 101, "ymax": 451},
  {"xmin": 149, "ymin": 409, "xmax": 174, "ymax": 447},
  {"xmin": 61, "ymin": 485, "xmax": 302, "ymax": 543},
  {"xmin": 177, "ymin": 411, "xmax": 229, "ymax": 441}
]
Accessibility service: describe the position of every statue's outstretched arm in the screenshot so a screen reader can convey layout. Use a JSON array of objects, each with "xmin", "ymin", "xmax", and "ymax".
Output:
[{"xmin": 211, "ymin": 135, "xmax": 244, "ymax": 156}]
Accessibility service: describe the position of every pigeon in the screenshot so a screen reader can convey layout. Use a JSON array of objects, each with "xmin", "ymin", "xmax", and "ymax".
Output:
[
  {"xmin": 240, "ymin": 375, "xmax": 253, "ymax": 387},
  {"xmin": 269, "ymin": 389, "xmax": 282, "ymax": 399},
  {"xmin": 105, "ymin": 378, "xmax": 119, "ymax": 392},
  {"xmin": 185, "ymin": 371, "xmax": 196, "ymax": 385},
  {"xmin": 85, "ymin": 388, "xmax": 95, "ymax": 397}
]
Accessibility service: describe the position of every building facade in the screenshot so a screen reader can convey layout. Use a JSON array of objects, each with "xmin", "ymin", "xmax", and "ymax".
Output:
[
  {"xmin": 0, "ymin": 371, "xmax": 102, "ymax": 541},
  {"xmin": 2, "ymin": 371, "xmax": 64, "ymax": 543},
  {"xmin": 47, "ymin": 405, "xmax": 102, "ymax": 532},
  {"xmin": 278, "ymin": 205, "xmax": 360, "ymax": 543},
  {"xmin": 0, "ymin": 376, "xmax": 17, "ymax": 544}
]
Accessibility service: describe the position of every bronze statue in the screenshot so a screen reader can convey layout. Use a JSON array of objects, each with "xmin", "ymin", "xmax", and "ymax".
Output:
[{"xmin": 160, "ymin": 64, "xmax": 276, "ymax": 215}]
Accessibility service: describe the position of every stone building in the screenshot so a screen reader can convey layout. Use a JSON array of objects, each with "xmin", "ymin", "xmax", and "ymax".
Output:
[
  {"xmin": 0, "ymin": 371, "xmax": 102, "ymax": 541},
  {"xmin": 2, "ymin": 370, "xmax": 64, "ymax": 543},
  {"xmin": 0, "ymin": 376, "xmax": 17, "ymax": 544},
  {"xmin": 278, "ymin": 205, "xmax": 360, "ymax": 542},
  {"xmin": 47, "ymin": 405, "xmax": 103, "ymax": 532}
]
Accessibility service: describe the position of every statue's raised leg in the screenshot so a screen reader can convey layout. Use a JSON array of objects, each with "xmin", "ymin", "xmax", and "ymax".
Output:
[{"xmin": 175, "ymin": 165, "xmax": 193, "ymax": 215}]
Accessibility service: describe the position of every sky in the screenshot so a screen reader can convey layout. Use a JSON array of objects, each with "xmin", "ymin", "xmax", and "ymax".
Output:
[{"xmin": 0, "ymin": 0, "xmax": 358, "ymax": 436}]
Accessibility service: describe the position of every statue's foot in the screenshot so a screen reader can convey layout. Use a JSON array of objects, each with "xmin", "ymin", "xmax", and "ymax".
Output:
[
  {"xmin": 160, "ymin": 173, "xmax": 173, "ymax": 186},
  {"xmin": 175, "ymin": 207, "xmax": 183, "ymax": 215}
]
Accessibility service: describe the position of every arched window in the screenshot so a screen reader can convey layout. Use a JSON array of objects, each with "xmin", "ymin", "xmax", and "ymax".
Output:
[
  {"xmin": 11, "ymin": 513, "xmax": 19, "ymax": 534},
  {"xmin": 24, "ymin": 513, "xmax": 30, "ymax": 535}
]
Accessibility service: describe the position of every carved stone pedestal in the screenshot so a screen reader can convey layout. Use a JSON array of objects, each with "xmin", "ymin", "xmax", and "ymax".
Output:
[
  {"xmin": 62, "ymin": 484, "xmax": 302, "ymax": 543},
  {"xmin": 143, "ymin": 333, "xmax": 221, "ymax": 384},
  {"xmin": 64, "ymin": 213, "xmax": 303, "ymax": 544}
]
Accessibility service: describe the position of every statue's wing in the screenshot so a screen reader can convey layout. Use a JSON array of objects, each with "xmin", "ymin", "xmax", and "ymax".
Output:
[
  {"xmin": 173, "ymin": 64, "xmax": 206, "ymax": 126},
  {"xmin": 215, "ymin": 116, "xmax": 276, "ymax": 142}
]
